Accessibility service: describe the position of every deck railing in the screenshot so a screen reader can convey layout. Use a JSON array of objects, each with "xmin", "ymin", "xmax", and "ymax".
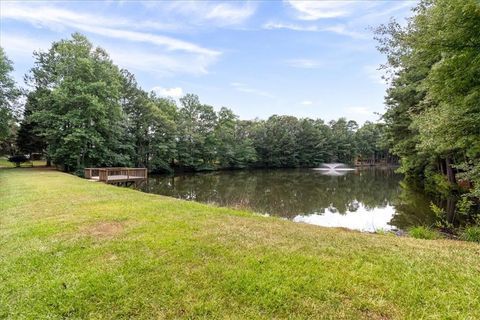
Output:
[{"xmin": 84, "ymin": 167, "xmax": 147, "ymax": 183}]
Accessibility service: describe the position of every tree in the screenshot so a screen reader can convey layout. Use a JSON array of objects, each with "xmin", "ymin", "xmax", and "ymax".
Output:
[
  {"xmin": 253, "ymin": 115, "xmax": 300, "ymax": 168},
  {"xmin": 8, "ymin": 154, "xmax": 28, "ymax": 167},
  {"xmin": 120, "ymin": 70, "xmax": 177, "ymax": 172},
  {"xmin": 215, "ymin": 107, "xmax": 256, "ymax": 169},
  {"xmin": 146, "ymin": 93, "xmax": 178, "ymax": 172},
  {"xmin": 0, "ymin": 47, "xmax": 20, "ymax": 149},
  {"xmin": 176, "ymin": 94, "xmax": 217, "ymax": 170},
  {"xmin": 355, "ymin": 122, "xmax": 389, "ymax": 164},
  {"xmin": 328, "ymin": 118, "xmax": 358, "ymax": 164},
  {"xmin": 11, "ymin": 32, "xmax": 392, "ymax": 175},
  {"xmin": 375, "ymin": 0, "xmax": 480, "ymax": 198},
  {"xmin": 27, "ymin": 33, "xmax": 128, "ymax": 172},
  {"xmin": 16, "ymin": 92, "xmax": 46, "ymax": 158},
  {"xmin": 296, "ymin": 119, "xmax": 329, "ymax": 167}
]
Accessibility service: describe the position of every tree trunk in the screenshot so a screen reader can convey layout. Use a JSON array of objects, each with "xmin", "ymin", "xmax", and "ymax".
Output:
[
  {"xmin": 439, "ymin": 159, "xmax": 446, "ymax": 175},
  {"xmin": 445, "ymin": 157, "xmax": 456, "ymax": 185}
]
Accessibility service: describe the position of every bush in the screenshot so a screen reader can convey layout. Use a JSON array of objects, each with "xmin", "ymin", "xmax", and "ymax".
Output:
[
  {"xmin": 461, "ymin": 227, "xmax": 480, "ymax": 243},
  {"xmin": 409, "ymin": 226, "xmax": 440, "ymax": 240},
  {"xmin": 8, "ymin": 155, "xmax": 29, "ymax": 167},
  {"xmin": 424, "ymin": 171, "xmax": 452, "ymax": 198}
]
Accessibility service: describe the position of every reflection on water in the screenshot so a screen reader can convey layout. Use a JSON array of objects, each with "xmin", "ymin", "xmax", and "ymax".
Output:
[
  {"xmin": 293, "ymin": 204, "xmax": 397, "ymax": 232},
  {"xmin": 313, "ymin": 163, "xmax": 356, "ymax": 176},
  {"xmin": 142, "ymin": 168, "xmax": 440, "ymax": 232}
]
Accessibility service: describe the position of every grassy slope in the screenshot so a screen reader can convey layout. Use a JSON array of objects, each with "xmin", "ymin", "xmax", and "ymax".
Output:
[{"xmin": 1, "ymin": 169, "xmax": 479, "ymax": 319}]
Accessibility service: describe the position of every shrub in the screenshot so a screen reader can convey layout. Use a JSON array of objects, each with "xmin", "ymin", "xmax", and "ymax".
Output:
[
  {"xmin": 409, "ymin": 226, "xmax": 440, "ymax": 240},
  {"xmin": 461, "ymin": 227, "xmax": 480, "ymax": 243},
  {"xmin": 424, "ymin": 171, "xmax": 452, "ymax": 198},
  {"xmin": 8, "ymin": 155, "xmax": 29, "ymax": 167},
  {"xmin": 430, "ymin": 202, "xmax": 454, "ymax": 230}
]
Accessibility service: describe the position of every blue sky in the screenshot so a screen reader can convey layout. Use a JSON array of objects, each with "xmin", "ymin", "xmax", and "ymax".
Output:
[{"xmin": 0, "ymin": 0, "xmax": 416, "ymax": 123}]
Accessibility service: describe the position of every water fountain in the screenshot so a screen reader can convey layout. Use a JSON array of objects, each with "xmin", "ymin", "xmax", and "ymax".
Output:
[{"xmin": 313, "ymin": 163, "xmax": 355, "ymax": 176}]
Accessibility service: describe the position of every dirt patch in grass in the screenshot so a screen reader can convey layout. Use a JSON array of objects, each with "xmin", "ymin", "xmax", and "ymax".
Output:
[{"xmin": 80, "ymin": 221, "xmax": 125, "ymax": 239}]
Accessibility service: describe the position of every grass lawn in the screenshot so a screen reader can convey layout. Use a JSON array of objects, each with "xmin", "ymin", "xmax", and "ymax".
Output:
[
  {"xmin": 0, "ymin": 158, "xmax": 47, "ymax": 168},
  {"xmin": 1, "ymin": 168, "xmax": 479, "ymax": 319}
]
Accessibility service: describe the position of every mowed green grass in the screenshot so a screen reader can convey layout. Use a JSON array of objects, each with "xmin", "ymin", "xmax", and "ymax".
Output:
[
  {"xmin": 1, "ymin": 169, "xmax": 479, "ymax": 319},
  {"xmin": 0, "ymin": 158, "xmax": 47, "ymax": 168}
]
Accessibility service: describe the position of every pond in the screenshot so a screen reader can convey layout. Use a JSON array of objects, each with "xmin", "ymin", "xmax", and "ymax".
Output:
[{"xmin": 141, "ymin": 167, "xmax": 440, "ymax": 232}]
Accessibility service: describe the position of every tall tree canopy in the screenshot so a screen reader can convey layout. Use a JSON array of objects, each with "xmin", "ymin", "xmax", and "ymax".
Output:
[
  {"xmin": 27, "ymin": 33, "xmax": 127, "ymax": 172},
  {"xmin": 0, "ymin": 47, "xmax": 20, "ymax": 151},
  {"xmin": 376, "ymin": 0, "xmax": 480, "ymax": 197},
  {"xmin": 16, "ymin": 33, "xmax": 390, "ymax": 174}
]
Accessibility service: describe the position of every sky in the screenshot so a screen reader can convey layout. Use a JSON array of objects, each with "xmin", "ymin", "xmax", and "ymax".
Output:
[{"xmin": 0, "ymin": 0, "xmax": 417, "ymax": 123}]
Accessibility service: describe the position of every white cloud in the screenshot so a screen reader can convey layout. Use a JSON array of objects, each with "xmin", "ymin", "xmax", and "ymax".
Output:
[
  {"xmin": 0, "ymin": 33, "xmax": 49, "ymax": 56},
  {"xmin": 1, "ymin": 32, "xmax": 216, "ymax": 78},
  {"xmin": 263, "ymin": 21, "xmax": 319, "ymax": 32},
  {"xmin": 301, "ymin": 100, "xmax": 313, "ymax": 105},
  {"xmin": 76, "ymin": 24, "xmax": 219, "ymax": 56},
  {"xmin": 263, "ymin": 21, "xmax": 367, "ymax": 39},
  {"xmin": 322, "ymin": 24, "xmax": 368, "ymax": 39},
  {"xmin": 1, "ymin": 3, "xmax": 218, "ymax": 55},
  {"xmin": 285, "ymin": 0, "xmax": 405, "ymax": 22},
  {"xmin": 0, "ymin": 2, "xmax": 221, "ymax": 76},
  {"xmin": 346, "ymin": 107, "xmax": 371, "ymax": 115},
  {"xmin": 107, "ymin": 48, "xmax": 215, "ymax": 76},
  {"xmin": 286, "ymin": 59, "xmax": 323, "ymax": 69},
  {"xmin": 1, "ymin": 2, "xmax": 185, "ymax": 32},
  {"xmin": 285, "ymin": 0, "xmax": 358, "ymax": 20},
  {"xmin": 230, "ymin": 82, "xmax": 274, "ymax": 98},
  {"xmin": 205, "ymin": 3, "xmax": 256, "ymax": 25},
  {"xmin": 354, "ymin": 1, "xmax": 415, "ymax": 25},
  {"xmin": 152, "ymin": 86, "xmax": 184, "ymax": 98},
  {"xmin": 157, "ymin": 1, "xmax": 256, "ymax": 26},
  {"xmin": 277, "ymin": 1, "xmax": 412, "ymax": 38}
]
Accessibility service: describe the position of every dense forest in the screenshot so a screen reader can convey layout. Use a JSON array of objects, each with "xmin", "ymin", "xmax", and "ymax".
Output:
[
  {"xmin": 0, "ymin": 36, "xmax": 390, "ymax": 174},
  {"xmin": 375, "ymin": 0, "xmax": 480, "ymax": 204}
]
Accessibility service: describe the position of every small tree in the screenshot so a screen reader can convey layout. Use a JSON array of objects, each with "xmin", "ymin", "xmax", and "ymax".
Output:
[{"xmin": 8, "ymin": 155, "xmax": 28, "ymax": 167}]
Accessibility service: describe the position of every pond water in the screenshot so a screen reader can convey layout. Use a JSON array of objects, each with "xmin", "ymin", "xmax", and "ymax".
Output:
[{"xmin": 142, "ymin": 168, "xmax": 439, "ymax": 232}]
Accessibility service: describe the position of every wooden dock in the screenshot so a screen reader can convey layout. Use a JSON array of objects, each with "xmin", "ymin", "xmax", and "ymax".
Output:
[{"xmin": 84, "ymin": 167, "xmax": 147, "ymax": 187}]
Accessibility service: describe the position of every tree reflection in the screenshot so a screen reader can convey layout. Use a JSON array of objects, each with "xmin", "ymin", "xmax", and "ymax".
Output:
[
  {"xmin": 143, "ymin": 168, "xmax": 400, "ymax": 219},
  {"xmin": 143, "ymin": 168, "xmax": 473, "ymax": 230}
]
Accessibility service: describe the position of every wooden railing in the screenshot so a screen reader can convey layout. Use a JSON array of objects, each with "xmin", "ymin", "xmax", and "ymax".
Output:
[
  {"xmin": 84, "ymin": 167, "xmax": 147, "ymax": 183},
  {"xmin": 84, "ymin": 168, "xmax": 100, "ymax": 179}
]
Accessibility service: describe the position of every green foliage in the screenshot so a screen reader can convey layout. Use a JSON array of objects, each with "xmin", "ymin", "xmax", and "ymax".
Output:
[
  {"xmin": 461, "ymin": 226, "xmax": 480, "ymax": 243},
  {"xmin": 120, "ymin": 70, "xmax": 177, "ymax": 172},
  {"xmin": 215, "ymin": 108, "xmax": 256, "ymax": 169},
  {"xmin": 456, "ymin": 161, "xmax": 480, "ymax": 198},
  {"xmin": 176, "ymin": 94, "xmax": 218, "ymax": 170},
  {"xmin": 355, "ymin": 122, "xmax": 386, "ymax": 162},
  {"xmin": 456, "ymin": 196, "xmax": 475, "ymax": 217},
  {"xmin": 18, "ymin": 33, "xmax": 390, "ymax": 173},
  {"xmin": 251, "ymin": 116, "xmax": 374, "ymax": 168},
  {"xmin": 408, "ymin": 226, "xmax": 440, "ymax": 240},
  {"xmin": 7, "ymin": 154, "xmax": 28, "ymax": 167},
  {"xmin": 28, "ymin": 34, "xmax": 127, "ymax": 171},
  {"xmin": 430, "ymin": 202, "xmax": 455, "ymax": 230},
  {"xmin": 16, "ymin": 93, "xmax": 46, "ymax": 157},
  {"xmin": 375, "ymin": 0, "xmax": 480, "ymax": 202},
  {"xmin": 328, "ymin": 118, "xmax": 358, "ymax": 164},
  {"xmin": 424, "ymin": 171, "xmax": 452, "ymax": 198},
  {"xmin": 0, "ymin": 47, "xmax": 21, "ymax": 147}
]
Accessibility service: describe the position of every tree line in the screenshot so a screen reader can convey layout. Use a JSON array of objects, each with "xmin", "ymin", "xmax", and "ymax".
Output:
[
  {"xmin": 374, "ymin": 0, "xmax": 480, "ymax": 202},
  {"xmin": 0, "ymin": 33, "xmax": 390, "ymax": 174}
]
